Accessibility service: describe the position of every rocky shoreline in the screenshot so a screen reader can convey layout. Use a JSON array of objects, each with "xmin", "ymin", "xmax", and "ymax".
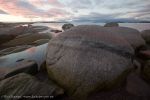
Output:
[{"xmin": 0, "ymin": 22, "xmax": 150, "ymax": 100}]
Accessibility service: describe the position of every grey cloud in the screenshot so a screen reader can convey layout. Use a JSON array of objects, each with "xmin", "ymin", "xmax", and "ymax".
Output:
[
  {"xmin": 70, "ymin": 12, "xmax": 143, "ymax": 23},
  {"xmin": 64, "ymin": 0, "xmax": 93, "ymax": 9},
  {"xmin": 16, "ymin": 1, "xmax": 45, "ymax": 16}
]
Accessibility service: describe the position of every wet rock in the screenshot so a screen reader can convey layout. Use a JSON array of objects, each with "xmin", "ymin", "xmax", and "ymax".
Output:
[
  {"xmin": 31, "ymin": 26, "xmax": 49, "ymax": 33},
  {"xmin": 0, "ymin": 60, "xmax": 38, "ymax": 80},
  {"xmin": 104, "ymin": 22, "xmax": 119, "ymax": 27},
  {"xmin": 0, "ymin": 45, "xmax": 32, "ymax": 56},
  {"xmin": 106, "ymin": 27, "xmax": 145, "ymax": 49},
  {"xmin": 141, "ymin": 30, "xmax": 150, "ymax": 43},
  {"xmin": 15, "ymin": 33, "xmax": 33, "ymax": 39},
  {"xmin": 10, "ymin": 26, "xmax": 27, "ymax": 35},
  {"xmin": 16, "ymin": 59, "xmax": 25, "ymax": 62},
  {"xmin": 62, "ymin": 23, "xmax": 74, "ymax": 31},
  {"xmin": 0, "ymin": 73, "xmax": 64, "ymax": 100},
  {"xmin": 0, "ymin": 25, "xmax": 26, "ymax": 35},
  {"xmin": 0, "ymin": 47, "xmax": 18, "ymax": 55},
  {"xmin": 46, "ymin": 25, "xmax": 134, "ymax": 99},
  {"xmin": 0, "ymin": 34, "xmax": 16, "ymax": 45},
  {"xmin": 2, "ymin": 33, "xmax": 51, "ymax": 47},
  {"xmin": 31, "ymin": 39, "xmax": 50, "ymax": 46},
  {"xmin": 51, "ymin": 29, "xmax": 62, "ymax": 33}
]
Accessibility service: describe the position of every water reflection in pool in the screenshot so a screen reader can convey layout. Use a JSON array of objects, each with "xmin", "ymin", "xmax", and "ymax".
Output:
[{"xmin": 0, "ymin": 43, "xmax": 48, "ymax": 69}]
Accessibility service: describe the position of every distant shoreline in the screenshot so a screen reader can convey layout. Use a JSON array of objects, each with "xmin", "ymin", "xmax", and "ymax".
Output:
[{"xmin": 0, "ymin": 21, "xmax": 150, "ymax": 25}]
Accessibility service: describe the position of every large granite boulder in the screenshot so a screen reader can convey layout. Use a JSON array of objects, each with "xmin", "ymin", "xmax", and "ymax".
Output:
[
  {"xmin": 104, "ymin": 22, "xmax": 119, "ymax": 27},
  {"xmin": 106, "ymin": 27, "xmax": 145, "ymax": 49},
  {"xmin": 141, "ymin": 30, "xmax": 150, "ymax": 43},
  {"xmin": 62, "ymin": 23, "xmax": 74, "ymax": 31},
  {"xmin": 46, "ymin": 25, "xmax": 134, "ymax": 99},
  {"xmin": 0, "ymin": 60, "xmax": 38, "ymax": 80},
  {"xmin": 0, "ymin": 73, "xmax": 64, "ymax": 100}
]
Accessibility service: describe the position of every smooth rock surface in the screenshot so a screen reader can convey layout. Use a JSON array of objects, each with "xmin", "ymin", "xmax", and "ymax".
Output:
[
  {"xmin": 46, "ymin": 25, "xmax": 134, "ymax": 99},
  {"xmin": 106, "ymin": 27, "xmax": 145, "ymax": 49}
]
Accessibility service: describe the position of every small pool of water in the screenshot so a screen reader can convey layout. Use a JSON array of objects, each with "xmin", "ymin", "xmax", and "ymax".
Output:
[{"xmin": 0, "ymin": 43, "xmax": 48, "ymax": 69}]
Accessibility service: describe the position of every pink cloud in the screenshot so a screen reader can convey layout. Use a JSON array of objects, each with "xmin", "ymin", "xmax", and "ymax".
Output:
[
  {"xmin": 0, "ymin": 0, "xmax": 37, "ymax": 17},
  {"xmin": 47, "ymin": 0, "xmax": 64, "ymax": 7},
  {"xmin": 48, "ymin": 8, "xmax": 70, "ymax": 17},
  {"xmin": 0, "ymin": 0, "xmax": 69, "ymax": 20},
  {"xmin": 28, "ymin": 0, "xmax": 64, "ymax": 8}
]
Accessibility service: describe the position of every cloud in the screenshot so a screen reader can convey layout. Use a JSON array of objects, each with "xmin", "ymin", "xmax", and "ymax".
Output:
[
  {"xmin": 69, "ymin": 12, "xmax": 142, "ymax": 23},
  {"xmin": 0, "ymin": 0, "xmax": 69, "ymax": 19},
  {"xmin": 0, "ymin": 0, "xmax": 40, "ymax": 17},
  {"xmin": 47, "ymin": 0, "xmax": 64, "ymax": 7},
  {"xmin": 0, "ymin": 0, "xmax": 150, "ymax": 22},
  {"xmin": 28, "ymin": 0, "xmax": 64, "ymax": 9}
]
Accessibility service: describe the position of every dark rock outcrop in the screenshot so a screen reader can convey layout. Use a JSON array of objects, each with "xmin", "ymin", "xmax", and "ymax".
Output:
[
  {"xmin": 2, "ymin": 33, "xmax": 51, "ymax": 47},
  {"xmin": 104, "ymin": 22, "xmax": 119, "ymax": 27},
  {"xmin": 143, "ymin": 60, "xmax": 150, "ymax": 82},
  {"xmin": 46, "ymin": 25, "xmax": 134, "ymax": 99},
  {"xmin": 51, "ymin": 29, "xmax": 62, "ymax": 33},
  {"xmin": 126, "ymin": 72, "xmax": 150, "ymax": 97},
  {"xmin": 0, "ymin": 73, "xmax": 64, "ymax": 100},
  {"xmin": 0, "ymin": 60, "xmax": 38, "ymax": 80},
  {"xmin": 0, "ymin": 35, "xmax": 16, "ymax": 46},
  {"xmin": 139, "ymin": 50, "xmax": 150, "ymax": 60},
  {"xmin": 141, "ymin": 30, "xmax": 150, "ymax": 43},
  {"xmin": 62, "ymin": 23, "xmax": 74, "ymax": 31}
]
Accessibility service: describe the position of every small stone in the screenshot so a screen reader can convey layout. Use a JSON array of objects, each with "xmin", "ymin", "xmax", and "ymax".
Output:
[{"xmin": 62, "ymin": 23, "xmax": 74, "ymax": 31}]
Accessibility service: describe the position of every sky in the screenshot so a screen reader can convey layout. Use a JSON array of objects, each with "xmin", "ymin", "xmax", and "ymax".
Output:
[{"xmin": 0, "ymin": 0, "xmax": 150, "ymax": 22}]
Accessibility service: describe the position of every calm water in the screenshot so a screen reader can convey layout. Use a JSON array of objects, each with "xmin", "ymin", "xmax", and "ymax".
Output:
[
  {"xmin": 32, "ymin": 23, "xmax": 65, "ymax": 30},
  {"xmin": 0, "ymin": 43, "xmax": 48, "ymax": 69}
]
